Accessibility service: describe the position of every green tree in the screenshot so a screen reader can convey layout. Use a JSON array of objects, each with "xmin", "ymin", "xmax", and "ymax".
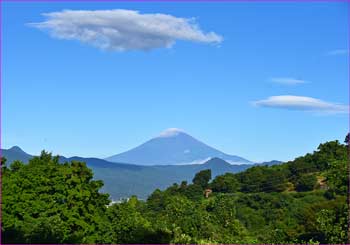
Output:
[
  {"xmin": 295, "ymin": 174, "xmax": 317, "ymax": 192},
  {"xmin": 107, "ymin": 197, "xmax": 153, "ymax": 243},
  {"xmin": 2, "ymin": 151, "xmax": 111, "ymax": 244},
  {"xmin": 313, "ymin": 141, "xmax": 347, "ymax": 170},
  {"xmin": 210, "ymin": 173, "xmax": 240, "ymax": 193},
  {"xmin": 192, "ymin": 169, "xmax": 212, "ymax": 189},
  {"xmin": 316, "ymin": 206, "xmax": 347, "ymax": 243},
  {"xmin": 9, "ymin": 160, "xmax": 23, "ymax": 172},
  {"xmin": 325, "ymin": 159, "xmax": 347, "ymax": 195}
]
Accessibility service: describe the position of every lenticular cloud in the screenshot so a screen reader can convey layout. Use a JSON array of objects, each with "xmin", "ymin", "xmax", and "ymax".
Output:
[
  {"xmin": 253, "ymin": 95, "xmax": 348, "ymax": 114},
  {"xmin": 29, "ymin": 9, "xmax": 223, "ymax": 51}
]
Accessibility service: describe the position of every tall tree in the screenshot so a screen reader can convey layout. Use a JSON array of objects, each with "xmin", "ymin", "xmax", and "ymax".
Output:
[
  {"xmin": 2, "ymin": 152, "xmax": 111, "ymax": 244},
  {"xmin": 192, "ymin": 169, "xmax": 212, "ymax": 189}
]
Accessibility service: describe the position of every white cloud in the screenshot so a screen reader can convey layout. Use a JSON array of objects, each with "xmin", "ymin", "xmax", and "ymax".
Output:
[
  {"xmin": 253, "ymin": 95, "xmax": 348, "ymax": 114},
  {"xmin": 271, "ymin": 77, "xmax": 308, "ymax": 85},
  {"xmin": 327, "ymin": 49, "xmax": 349, "ymax": 56},
  {"xmin": 29, "ymin": 9, "xmax": 222, "ymax": 51}
]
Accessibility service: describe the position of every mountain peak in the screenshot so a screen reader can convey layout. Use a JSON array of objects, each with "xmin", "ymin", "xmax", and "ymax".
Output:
[
  {"xmin": 157, "ymin": 128, "xmax": 186, "ymax": 138},
  {"xmin": 9, "ymin": 146, "xmax": 25, "ymax": 153},
  {"xmin": 203, "ymin": 157, "xmax": 231, "ymax": 166},
  {"xmin": 106, "ymin": 128, "xmax": 252, "ymax": 165}
]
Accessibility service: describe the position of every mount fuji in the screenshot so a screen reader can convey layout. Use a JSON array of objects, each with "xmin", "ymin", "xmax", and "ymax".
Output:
[{"xmin": 105, "ymin": 128, "xmax": 252, "ymax": 165}]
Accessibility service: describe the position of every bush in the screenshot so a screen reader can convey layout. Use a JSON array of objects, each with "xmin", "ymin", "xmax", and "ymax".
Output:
[{"xmin": 296, "ymin": 175, "xmax": 317, "ymax": 192}]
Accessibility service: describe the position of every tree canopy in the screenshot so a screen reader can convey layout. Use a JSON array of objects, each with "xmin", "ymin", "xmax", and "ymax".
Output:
[{"xmin": 1, "ymin": 139, "xmax": 348, "ymax": 244}]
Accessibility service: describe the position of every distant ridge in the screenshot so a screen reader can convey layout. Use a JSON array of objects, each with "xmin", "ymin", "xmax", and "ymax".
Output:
[
  {"xmin": 1, "ymin": 147, "xmax": 280, "ymax": 200},
  {"xmin": 105, "ymin": 128, "xmax": 252, "ymax": 165},
  {"xmin": 1, "ymin": 146, "xmax": 32, "ymax": 164}
]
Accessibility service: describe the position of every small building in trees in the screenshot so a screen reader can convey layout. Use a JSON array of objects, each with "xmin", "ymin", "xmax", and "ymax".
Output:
[{"xmin": 204, "ymin": 188, "xmax": 212, "ymax": 198}]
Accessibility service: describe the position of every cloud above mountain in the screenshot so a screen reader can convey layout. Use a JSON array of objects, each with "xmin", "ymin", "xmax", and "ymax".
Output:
[
  {"xmin": 326, "ymin": 49, "xmax": 348, "ymax": 56},
  {"xmin": 29, "ymin": 9, "xmax": 222, "ymax": 51},
  {"xmin": 270, "ymin": 77, "xmax": 308, "ymax": 85},
  {"xmin": 253, "ymin": 95, "xmax": 348, "ymax": 114}
]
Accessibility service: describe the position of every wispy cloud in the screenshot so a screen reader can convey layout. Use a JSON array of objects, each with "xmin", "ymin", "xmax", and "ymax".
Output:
[
  {"xmin": 29, "ymin": 9, "xmax": 223, "ymax": 52},
  {"xmin": 253, "ymin": 95, "xmax": 348, "ymax": 114},
  {"xmin": 326, "ymin": 49, "xmax": 349, "ymax": 56},
  {"xmin": 270, "ymin": 77, "xmax": 308, "ymax": 85}
]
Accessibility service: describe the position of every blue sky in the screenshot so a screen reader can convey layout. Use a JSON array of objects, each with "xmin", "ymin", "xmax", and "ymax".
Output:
[{"xmin": 2, "ymin": 2, "xmax": 349, "ymax": 162}]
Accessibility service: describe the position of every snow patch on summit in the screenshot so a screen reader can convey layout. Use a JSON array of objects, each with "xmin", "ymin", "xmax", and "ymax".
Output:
[{"xmin": 158, "ymin": 128, "xmax": 185, "ymax": 138}]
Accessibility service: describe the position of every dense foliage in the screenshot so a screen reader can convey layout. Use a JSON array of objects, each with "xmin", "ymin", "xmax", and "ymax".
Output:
[
  {"xmin": 1, "ymin": 139, "xmax": 348, "ymax": 244},
  {"xmin": 1, "ymin": 152, "xmax": 111, "ymax": 243}
]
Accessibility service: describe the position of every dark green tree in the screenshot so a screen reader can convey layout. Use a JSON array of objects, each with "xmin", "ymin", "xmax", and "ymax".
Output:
[
  {"xmin": 1, "ymin": 156, "xmax": 7, "ymax": 166},
  {"xmin": 192, "ymin": 169, "xmax": 211, "ymax": 189},
  {"xmin": 295, "ymin": 174, "xmax": 317, "ymax": 192},
  {"xmin": 211, "ymin": 173, "xmax": 240, "ymax": 193},
  {"xmin": 344, "ymin": 133, "xmax": 350, "ymax": 145}
]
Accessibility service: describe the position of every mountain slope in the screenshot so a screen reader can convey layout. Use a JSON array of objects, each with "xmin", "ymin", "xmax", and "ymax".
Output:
[{"xmin": 105, "ymin": 128, "xmax": 252, "ymax": 165}]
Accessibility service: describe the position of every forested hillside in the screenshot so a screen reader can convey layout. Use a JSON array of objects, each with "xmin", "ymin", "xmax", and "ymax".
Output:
[
  {"xmin": 1, "ymin": 147, "xmax": 257, "ymax": 200},
  {"xmin": 1, "ymin": 138, "xmax": 348, "ymax": 244}
]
